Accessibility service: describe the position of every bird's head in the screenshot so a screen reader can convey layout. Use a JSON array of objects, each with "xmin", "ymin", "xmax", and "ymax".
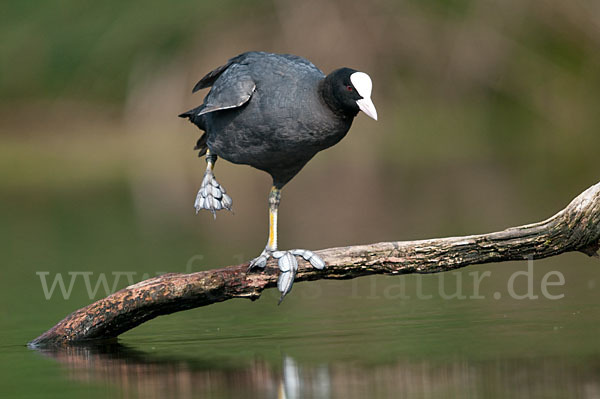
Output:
[{"xmin": 324, "ymin": 68, "xmax": 378, "ymax": 121}]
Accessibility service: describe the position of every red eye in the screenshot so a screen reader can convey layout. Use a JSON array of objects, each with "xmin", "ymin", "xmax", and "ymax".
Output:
[{"xmin": 346, "ymin": 85, "xmax": 353, "ymax": 91}]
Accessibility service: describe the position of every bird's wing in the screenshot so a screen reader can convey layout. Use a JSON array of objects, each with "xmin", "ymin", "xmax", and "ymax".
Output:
[
  {"xmin": 192, "ymin": 52, "xmax": 253, "ymax": 92},
  {"xmin": 196, "ymin": 63, "xmax": 256, "ymax": 116},
  {"xmin": 192, "ymin": 61, "xmax": 232, "ymax": 93}
]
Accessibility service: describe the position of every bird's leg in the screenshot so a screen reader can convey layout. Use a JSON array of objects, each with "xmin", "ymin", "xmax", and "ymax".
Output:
[
  {"xmin": 248, "ymin": 187, "xmax": 326, "ymax": 303},
  {"xmin": 194, "ymin": 150, "xmax": 232, "ymax": 218},
  {"xmin": 248, "ymin": 186, "xmax": 280, "ymax": 269}
]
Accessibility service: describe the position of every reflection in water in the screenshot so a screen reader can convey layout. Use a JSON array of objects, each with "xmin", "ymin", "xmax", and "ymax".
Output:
[
  {"xmin": 34, "ymin": 343, "xmax": 600, "ymax": 398},
  {"xmin": 281, "ymin": 356, "xmax": 330, "ymax": 399}
]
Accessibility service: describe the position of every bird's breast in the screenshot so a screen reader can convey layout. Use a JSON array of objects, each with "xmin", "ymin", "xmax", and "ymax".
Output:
[{"xmin": 205, "ymin": 80, "xmax": 353, "ymax": 169}]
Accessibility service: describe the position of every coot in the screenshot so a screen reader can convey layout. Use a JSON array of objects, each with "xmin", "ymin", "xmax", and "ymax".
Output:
[{"xmin": 179, "ymin": 51, "xmax": 377, "ymax": 302}]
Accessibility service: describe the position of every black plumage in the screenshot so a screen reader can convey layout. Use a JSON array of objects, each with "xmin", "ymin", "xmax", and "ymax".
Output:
[
  {"xmin": 179, "ymin": 51, "xmax": 377, "ymax": 301},
  {"xmin": 179, "ymin": 51, "xmax": 372, "ymax": 188}
]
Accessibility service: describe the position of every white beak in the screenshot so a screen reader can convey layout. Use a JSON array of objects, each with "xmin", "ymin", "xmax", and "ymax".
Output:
[
  {"xmin": 350, "ymin": 71, "xmax": 378, "ymax": 121},
  {"xmin": 356, "ymin": 97, "xmax": 378, "ymax": 121}
]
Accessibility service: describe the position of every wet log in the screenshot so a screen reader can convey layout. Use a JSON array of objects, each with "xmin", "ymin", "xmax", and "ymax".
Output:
[{"xmin": 30, "ymin": 181, "xmax": 600, "ymax": 347}]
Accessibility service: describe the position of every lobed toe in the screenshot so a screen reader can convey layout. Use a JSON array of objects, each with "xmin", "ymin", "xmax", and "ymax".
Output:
[
  {"xmin": 222, "ymin": 194, "xmax": 233, "ymax": 210},
  {"xmin": 277, "ymin": 269, "xmax": 296, "ymax": 304},
  {"xmin": 291, "ymin": 249, "xmax": 326, "ymax": 269},
  {"xmin": 277, "ymin": 252, "xmax": 297, "ymax": 272},
  {"xmin": 211, "ymin": 185, "xmax": 222, "ymax": 199},
  {"xmin": 194, "ymin": 172, "xmax": 233, "ymax": 215}
]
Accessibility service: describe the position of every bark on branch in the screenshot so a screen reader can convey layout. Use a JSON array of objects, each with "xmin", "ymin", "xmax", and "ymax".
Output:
[{"xmin": 30, "ymin": 181, "xmax": 600, "ymax": 347}]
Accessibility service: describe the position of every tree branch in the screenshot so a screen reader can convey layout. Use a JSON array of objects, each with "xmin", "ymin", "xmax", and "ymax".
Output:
[{"xmin": 30, "ymin": 181, "xmax": 600, "ymax": 347}]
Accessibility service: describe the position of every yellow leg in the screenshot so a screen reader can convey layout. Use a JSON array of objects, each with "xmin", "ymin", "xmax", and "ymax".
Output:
[
  {"xmin": 205, "ymin": 149, "xmax": 215, "ymax": 171},
  {"xmin": 266, "ymin": 186, "xmax": 280, "ymax": 251},
  {"xmin": 248, "ymin": 185, "xmax": 325, "ymax": 302}
]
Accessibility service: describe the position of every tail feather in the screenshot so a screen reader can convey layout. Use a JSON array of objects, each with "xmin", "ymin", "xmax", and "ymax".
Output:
[
  {"xmin": 195, "ymin": 134, "xmax": 208, "ymax": 157},
  {"xmin": 178, "ymin": 105, "xmax": 203, "ymax": 120},
  {"xmin": 179, "ymin": 106, "xmax": 208, "ymax": 157},
  {"xmin": 179, "ymin": 106, "xmax": 206, "ymax": 130}
]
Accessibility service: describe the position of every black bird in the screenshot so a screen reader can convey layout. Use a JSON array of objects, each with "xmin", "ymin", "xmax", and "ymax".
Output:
[{"xmin": 179, "ymin": 51, "xmax": 377, "ymax": 301}]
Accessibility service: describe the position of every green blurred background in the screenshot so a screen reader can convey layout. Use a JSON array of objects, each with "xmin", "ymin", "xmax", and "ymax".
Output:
[{"xmin": 1, "ymin": 0, "xmax": 599, "ymax": 397}]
